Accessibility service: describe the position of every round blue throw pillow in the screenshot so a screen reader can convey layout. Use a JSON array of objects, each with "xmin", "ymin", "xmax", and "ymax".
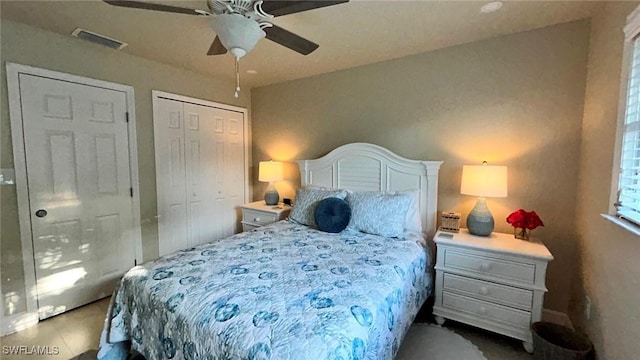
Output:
[{"xmin": 314, "ymin": 197, "xmax": 352, "ymax": 233}]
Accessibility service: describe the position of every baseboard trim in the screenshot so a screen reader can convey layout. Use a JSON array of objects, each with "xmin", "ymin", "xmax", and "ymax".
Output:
[
  {"xmin": 542, "ymin": 308, "xmax": 573, "ymax": 329},
  {"xmin": 1, "ymin": 312, "xmax": 39, "ymax": 336}
]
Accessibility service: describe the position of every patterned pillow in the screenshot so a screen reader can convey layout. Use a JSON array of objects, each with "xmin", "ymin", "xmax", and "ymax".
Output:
[
  {"xmin": 346, "ymin": 191, "xmax": 413, "ymax": 238},
  {"xmin": 290, "ymin": 188, "xmax": 348, "ymax": 227}
]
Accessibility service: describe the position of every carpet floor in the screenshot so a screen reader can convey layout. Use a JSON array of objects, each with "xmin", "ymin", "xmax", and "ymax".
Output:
[{"xmin": 397, "ymin": 323, "xmax": 487, "ymax": 360}]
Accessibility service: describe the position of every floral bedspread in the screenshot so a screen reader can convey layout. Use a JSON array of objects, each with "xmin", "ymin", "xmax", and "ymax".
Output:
[{"xmin": 98, "ymin": 220, "xmax": 432, "ymax": 360}]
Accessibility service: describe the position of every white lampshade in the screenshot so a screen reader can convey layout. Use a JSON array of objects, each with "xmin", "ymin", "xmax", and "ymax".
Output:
[
  {"xmin": 258, "ymin": 161, "xmax": 283, "ymax": 183},
  {"xmin": 460, "ymin": 164, "xmax": 508, "ymax": 198},
  {"xmin": 209, "ymin": 14, "xmax": 265, "ymax": 58}
]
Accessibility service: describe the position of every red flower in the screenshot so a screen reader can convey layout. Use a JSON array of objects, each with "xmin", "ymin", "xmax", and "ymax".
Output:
[{"xmin": 506, "ymin": 209, "xmax": 544, "ymax": 230}]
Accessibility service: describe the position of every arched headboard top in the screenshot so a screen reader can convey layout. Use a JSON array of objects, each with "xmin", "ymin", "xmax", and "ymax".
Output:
[{"xmin": 298, "ymin": 143, "xmax": 442, "ymax": 238}]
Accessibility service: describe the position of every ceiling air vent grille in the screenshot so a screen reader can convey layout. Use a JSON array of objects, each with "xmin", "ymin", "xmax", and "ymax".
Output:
[{"xmin": 71, "ymin": 28, "xmax": 127, "ymax": 50}]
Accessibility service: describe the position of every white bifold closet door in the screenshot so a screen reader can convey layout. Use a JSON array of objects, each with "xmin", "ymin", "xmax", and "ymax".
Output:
[{"xmin": 154, "ymin": 96, "xmax": 245, "ymax": 256}]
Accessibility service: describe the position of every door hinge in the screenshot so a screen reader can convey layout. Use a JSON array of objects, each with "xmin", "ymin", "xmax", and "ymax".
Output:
[
  {"xmin": 125, "ymin": 112, "xmax": 129, "ymax": 123},
  {"xmin": 130, "ymin": 187, "xmax": 134, "ymax": 197}
]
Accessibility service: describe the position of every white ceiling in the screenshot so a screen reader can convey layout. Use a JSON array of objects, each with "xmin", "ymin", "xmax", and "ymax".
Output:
[{"xmin": 1, "ymin": 0, "xmax": 600, "ymax": 89}]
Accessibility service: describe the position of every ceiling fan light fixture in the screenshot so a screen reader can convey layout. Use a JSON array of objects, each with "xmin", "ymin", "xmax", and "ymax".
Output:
[
  {"xmin": 209, "ymin": 13, "xmax": 266, "ymax": 58},
  {"xmin": 209, "ymin": 13, "xmax": 268, "ymax": 98},
  {"xmin": 104, "ymin": 0, "xmax": 350, "ymax": 98}
]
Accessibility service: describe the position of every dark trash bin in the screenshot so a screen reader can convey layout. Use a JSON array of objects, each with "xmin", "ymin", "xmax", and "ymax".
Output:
[{"xmin": 532, "ymin": 322, "xmax": 594, "ymax": 360}]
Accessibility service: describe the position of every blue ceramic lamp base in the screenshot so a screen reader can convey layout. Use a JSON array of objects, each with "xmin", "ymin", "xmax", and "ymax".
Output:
[
  {"xmin": 264, "ymin": 183, "xmax": 279, "ymax": 205},
  {"xmin": 467, "ymin": 197, "xmax": 494, "ymax": 236}
]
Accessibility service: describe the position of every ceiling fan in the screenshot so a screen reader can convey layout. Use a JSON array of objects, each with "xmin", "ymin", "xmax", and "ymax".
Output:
[{"xmin": 104, "ymin": 0, "xmax": 349, "ymax": 96}]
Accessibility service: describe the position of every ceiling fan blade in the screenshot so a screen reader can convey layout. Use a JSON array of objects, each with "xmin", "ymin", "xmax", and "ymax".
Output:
[
  {"xmin": 103, "ymin": 1, "xmax": 202, "ymax": 15},
  {"xmin": 261, "ymin": 0, "xmax": 349, "ymax": 17},
  {"xmin": 207, "ymin": 36, "xmax": 227, "ymax": 55},
  {"xmin": 264, "ymin": 25, "xmax": 319, "ymax": 55}
]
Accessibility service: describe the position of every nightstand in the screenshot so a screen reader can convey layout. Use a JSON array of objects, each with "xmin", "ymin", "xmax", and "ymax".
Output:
[
  {"xmin": 240, "ymin": 201, "xmax": 291, "ymax": 232},
  {"xmin": 432, "ymin": 229, "xmax": 553, "ymax": 353}
]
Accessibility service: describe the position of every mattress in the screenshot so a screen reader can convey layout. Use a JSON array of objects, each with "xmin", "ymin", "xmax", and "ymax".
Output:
[{"xmin": 98, "ymin": 220, "xmax": 432, "ymax": 360}]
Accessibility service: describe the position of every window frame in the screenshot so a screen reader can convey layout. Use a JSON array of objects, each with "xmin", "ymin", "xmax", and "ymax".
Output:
[{"xmin": 604, "ymin": 4, "xmax": 640, "ymax": 236}]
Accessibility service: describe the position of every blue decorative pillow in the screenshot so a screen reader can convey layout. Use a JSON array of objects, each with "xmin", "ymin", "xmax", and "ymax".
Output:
[{"xmin": 314, "ymin": 198, "xmax": 352, "ymax": 233}]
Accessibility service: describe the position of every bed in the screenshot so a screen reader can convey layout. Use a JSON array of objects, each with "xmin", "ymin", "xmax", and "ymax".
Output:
[{"xmin": 98, "ymin": 143, "xmax": 442, "ymax": 360}]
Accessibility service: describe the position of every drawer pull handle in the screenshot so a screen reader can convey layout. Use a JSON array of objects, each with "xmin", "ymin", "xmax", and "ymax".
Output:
[
  {"xmin": 479, "ymin": 286, "xmax": 489, "ymax": 295},
  {"xmin": 254, "ymin": 217, "xmax": 261, "ymax": 222},
  {"xmin": 479, "ymin": 262, "xmax": 491, "ymax": 271}
]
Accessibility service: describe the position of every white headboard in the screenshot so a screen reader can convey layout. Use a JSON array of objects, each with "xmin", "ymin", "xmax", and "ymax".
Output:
[{"xmin": 298, "ymin": 143, "xmax": 443, "ymax": 238}]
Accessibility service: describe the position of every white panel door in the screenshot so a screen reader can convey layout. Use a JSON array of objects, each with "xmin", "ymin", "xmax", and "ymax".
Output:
[
  {"xmin": 155, "ymin": 96, "xmax": 245, "ymax": 255},
  {"xmin": 220, "ymin": 108, "xmax": 245, "ymax": 236},
  {"xmin": 19, "ymin": 74, "xmax": 135, "ymax": 319},
  {"xmin": 207, "ymin": 106, "xmax": 245, "ymax": 238},
  {"xmin": 155, "ymin": 98, "xmax": 188, "ymax": 255},
  {"xmin": 209, "ymin": 107, "xmax": 229, "ymax": 241},
  {"xmin": 183, "ymin": 102, "xmax": 220, "ymax": 248}
]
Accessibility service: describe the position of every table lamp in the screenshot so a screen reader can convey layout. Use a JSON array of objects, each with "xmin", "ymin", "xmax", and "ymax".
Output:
[
  {"xmin": 259, "ymin": 160, "xmax": 283, "ymax": 205},
  {"xmin": 460, "ymin": 162, "xmax": 508, "ymax": 236}
]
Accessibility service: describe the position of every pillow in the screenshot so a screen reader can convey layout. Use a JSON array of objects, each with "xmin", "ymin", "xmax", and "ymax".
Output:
[
  {"xmin": 346, "ymin": 191, "xmax": 413, "ymax": 238},
  {"xmin": 305, "ymin": 184, "xmax": 353, "ymax": 195},
  {"xmin": 395, "ymin": 190, "xmax": 422, "ymax": 233},
  {"xmin": 307, "ymin": 187, "xmax": 421, "ymax": 232},
  {"xmin": 289, "ymin": 188, "xmax": 348, "ymax": 227},
  {"xmin": 304, "ymin": 184, "xmax": 328, "ymax": 190},
  {"xmin": 314, "ymin": 198, "xmax": 351, "ymax": 233}
]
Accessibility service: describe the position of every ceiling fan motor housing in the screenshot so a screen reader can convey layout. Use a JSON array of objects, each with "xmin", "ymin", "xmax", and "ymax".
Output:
[{"xmin": 210, "ymin": 13, "xmax": 266, "ymax": 58}]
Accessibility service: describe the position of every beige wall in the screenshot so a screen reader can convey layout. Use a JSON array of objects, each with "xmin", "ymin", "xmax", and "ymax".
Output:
[
  {"xmin": 573, "ymin": 2, "xmax": 640, "ymax": 359},
  {"xmin": 252, "ymin": 20, "xmax": 591, "ymax": 313},
  {"xmin": 0, "ymin": 20, "xmax": 250, "ymax": 317},
  {"xmin": 6, "ymin": 5, "xmax": 639, "ymax": 357}
]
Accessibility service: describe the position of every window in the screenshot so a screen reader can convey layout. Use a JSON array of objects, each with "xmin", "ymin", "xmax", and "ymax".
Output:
[
  {"xmin": 607, "ymin": 5, "xmax": 640, "ymax": 234},
  {"xmin": 617, "ymin": 37, "xmax": 640, "ymax": 224}
]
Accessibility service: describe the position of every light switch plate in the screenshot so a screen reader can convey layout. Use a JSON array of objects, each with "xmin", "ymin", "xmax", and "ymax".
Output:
[{"xmin": 0, "ymin": 168, "xmax": 16, "ymax": 185}]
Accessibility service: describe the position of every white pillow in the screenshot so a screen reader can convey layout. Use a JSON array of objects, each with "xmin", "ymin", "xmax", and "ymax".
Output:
[
  {"xmin": 290, "ymin": 188, "xmax": 348, "ymax": 227},
  {"xmin": 304, "ymin": 184, "xmax": 328, "ymax": 190},
  {"xmin": 346, "ymin": 191, "xmax": 413, "ymax": 238},
  {"xmin": 304, "ymin": 184, "xmax": 353, "ymax": 194},
  {"xmin": 394, "ymin": 190, "xmax": 422, "ymax": 233}
]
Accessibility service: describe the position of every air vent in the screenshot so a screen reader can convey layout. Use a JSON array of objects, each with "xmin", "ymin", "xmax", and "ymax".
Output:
[{"xmin": 71, "ymin": 28, "xmax": 127, "ymax": 50}]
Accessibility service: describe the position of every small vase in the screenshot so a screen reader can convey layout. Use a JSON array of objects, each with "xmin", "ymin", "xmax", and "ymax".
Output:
[{"xmin": 514, "ymin": 227, "xmax": 531, "ymax": 240}]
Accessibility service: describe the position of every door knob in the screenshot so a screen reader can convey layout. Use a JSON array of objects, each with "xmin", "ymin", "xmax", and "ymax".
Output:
[{"xmin": 35, "ymin": 209, "xmax": 48, "ymax": 218}]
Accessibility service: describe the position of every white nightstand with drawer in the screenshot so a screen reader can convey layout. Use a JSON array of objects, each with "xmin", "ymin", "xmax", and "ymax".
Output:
[
  {"xmin": 433, "ymin": 229, "xmax": 553, "ymax": 353},
  {"xmin": 240, "ymin": 201, "xmax": 291, "ymax": 232}
]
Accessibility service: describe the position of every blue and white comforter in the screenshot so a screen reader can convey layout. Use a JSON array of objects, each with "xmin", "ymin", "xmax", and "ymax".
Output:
[{"xmin": 98, "ymin": 220, "xmax": 432, "ymax": 360}]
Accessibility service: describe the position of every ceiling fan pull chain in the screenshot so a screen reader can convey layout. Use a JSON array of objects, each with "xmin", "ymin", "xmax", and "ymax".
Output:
[{"xmin": 234, "ymin": 55, "xmax": 241, "ymax": 98}]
